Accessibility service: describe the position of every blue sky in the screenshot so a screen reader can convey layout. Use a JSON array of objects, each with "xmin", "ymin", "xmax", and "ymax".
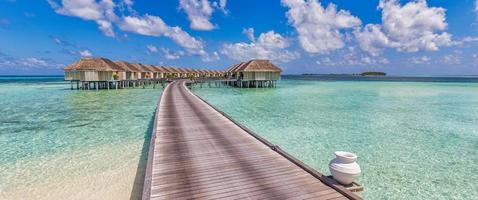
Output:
[{"xmin": 1, "ymin": 0, "xmax": 478, "ymax": 75}]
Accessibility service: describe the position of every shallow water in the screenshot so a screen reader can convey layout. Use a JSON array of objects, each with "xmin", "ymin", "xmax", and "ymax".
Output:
[
  {"xmin": 193, "ymin": 78, "xmax": 478, "ymax": 199},
  {"xmin": 0, "ymin": 77, "xmax": 162, "ymax": 200},
  {"xmin": 1, "ymin": 76, "xmax": 477, "ymax": 199}
]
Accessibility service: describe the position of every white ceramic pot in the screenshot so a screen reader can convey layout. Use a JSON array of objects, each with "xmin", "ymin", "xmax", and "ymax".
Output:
[{"xmin": 329, "ymin": 151, "xmax": 361, "ymax": 185}]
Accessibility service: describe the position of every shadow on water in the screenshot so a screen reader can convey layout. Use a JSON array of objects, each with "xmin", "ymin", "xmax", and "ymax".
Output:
[{"xmin": 129, "ymin": 114, "xmax": 155, "ymax": 200}]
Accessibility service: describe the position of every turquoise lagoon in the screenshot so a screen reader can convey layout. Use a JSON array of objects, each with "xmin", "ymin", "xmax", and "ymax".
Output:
[
  {"xmin": 193, "ymin": 78, "xmax": 478, "ymax": 199},
  {"xmin": 1, "ymin": 76, "xmax": 477, "ymax": 199},
  {"xmin": 0, "ymin": 77, "xmax": 162, "ymax": 200}
]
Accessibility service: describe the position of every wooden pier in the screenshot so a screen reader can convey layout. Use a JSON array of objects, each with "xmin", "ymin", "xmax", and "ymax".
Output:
[{"xmin": 142, "ymin": 80, "xmax": 362, "ymax": 200}]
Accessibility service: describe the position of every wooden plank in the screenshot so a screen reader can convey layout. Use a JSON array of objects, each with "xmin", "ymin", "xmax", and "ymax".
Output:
[{"xmin": 142, "ymin": 80, "xmax": 362, "ymax": 200}]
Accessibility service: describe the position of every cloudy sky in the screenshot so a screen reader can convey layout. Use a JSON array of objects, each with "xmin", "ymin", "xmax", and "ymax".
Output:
[{"xmin": 1, "ymin": 0, "xmax": 478, "ymax": 75}]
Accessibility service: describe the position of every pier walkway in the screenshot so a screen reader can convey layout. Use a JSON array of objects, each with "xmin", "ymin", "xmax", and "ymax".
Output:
[{"xmin": 142, "ymin": 80, "xmax": 361, "ymax": 200}]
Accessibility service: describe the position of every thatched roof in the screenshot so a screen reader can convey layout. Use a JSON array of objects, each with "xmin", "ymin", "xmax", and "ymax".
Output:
[
  {"xmin": 166, "ymin": 67, "xmax": 180, "ymax": 73},
  {"xmin": 185, "ymin": 68, "xmax": 195, "ymax": 73},
  {"xmin": 115, "ymin": 61, "xmax": 141, "ymax": 72},
  {"xmin": 192, "ymin": 69, "xmax": 202, "ymax": 74},
  {"xmin": 177, "ymin": 68, "xmax": 189, "ymax": 73},
  {"xmin": 142, "ymin": 64, "xmax": 157, "ymax": 72},
  {"xmin": 64, "ymin": 57, "xmax": 123, "ymax": 71},
  {"xmin": 226, "ymin": 63, "xmax": 242, "ymax": 72},
  {"xmin": 154, "ymin": 66, "xmax": 169, "ymax": 73},
  {"xmin": 228, "ymin": 62, "xmax": 246, "ymax": 73},
  {"xmin": 159, "ymin": 66, "xmax": 173, "ymax": 73},
  {"xmin": 232, "ymin": 60, "xmax": 282, "ymax": 73},
  {"xmin": 133, "ymin": 63, "xmax": 155, "ymax": 72}
]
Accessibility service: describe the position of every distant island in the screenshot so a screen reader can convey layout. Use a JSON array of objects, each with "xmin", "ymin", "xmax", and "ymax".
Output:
[
  {"xmin": 301, "ymin": 72, "xmax": 387, "ymax": 76},
  {"xmin": 360, "ymin": 72, "xmax": 386, "ymax": 76}
]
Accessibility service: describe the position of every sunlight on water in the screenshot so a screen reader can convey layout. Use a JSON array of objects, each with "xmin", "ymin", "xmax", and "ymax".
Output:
[
  {"xmin": 193, "ymin": 78, "xmax": 478, "ymax": 200},
  {"xmin": 0, "ymin": 78, "xmax": 162, "ymax": 200},
  {"xmin": 1, "ymin": 77, "xmax": 477, "ymax": 199}
]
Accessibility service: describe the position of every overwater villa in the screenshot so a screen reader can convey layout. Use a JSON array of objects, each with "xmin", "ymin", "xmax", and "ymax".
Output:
[
  {"xmin": 185, "ymin": 68, "xmax": 195, "ymax": 78},
  {"xmin": 159, "ymin": 66, "xmax": 174, "ymax": 78},
  {"xmin": 141, "ymin": 64, "xmax": 155, "ymax": 79},
  {"xmin": 149, "ymin": 65, "xmax": 162, "ymax": 79},
  {"xmin": 165, "ymin": 67, "xmax": 180, "ymax": 78},
  {"xmin": 131, "ymin": 63, "xmax": 151, "ymax": 79},
  {"xmin": 64, "ymin": 57, "xmax": 280, "ymax": 89},
  {"xmin": 65, "ymin": 57, "xmax": 121, "ymax": 81},
  {"xmin": 175, "ymin": 67, "xmax": 187, "ymax": 78},
  {"xmin": 226, "ymin": 59, "xmax": 281, "ymax": 87},
  {"xmin": 154, "ymin": 66, "xmax": 168, "ymax": 79},
  {"xmin": 64, "ymin": 57, "xmax": 126, "ymax": 89},
  {"xmin": 114, "ymin": 61, "xmax": 140, "ymax": 80}
]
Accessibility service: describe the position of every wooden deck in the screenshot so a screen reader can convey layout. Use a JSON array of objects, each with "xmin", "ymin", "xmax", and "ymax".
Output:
[{"xmin": 142, "ymin": 80, "xmax": 362, "ymax": 200}]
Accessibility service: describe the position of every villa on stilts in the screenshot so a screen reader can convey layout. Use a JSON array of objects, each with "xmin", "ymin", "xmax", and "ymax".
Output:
[
  {"xmin": 64, "ymin": 57, "xmax": 281, "ymax": 90},
  {"xmin": 64, "ymin": 57, "xmax": 125, "ymax": 90},
  {"xmin": 226, "ymin": 59, "xmax": 282, "ymax": 88}
]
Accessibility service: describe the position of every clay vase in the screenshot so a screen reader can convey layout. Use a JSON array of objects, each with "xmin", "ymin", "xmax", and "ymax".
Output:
[{"xmin": 329, "ymin": 151, "xmax": 361, "ymax": 185}]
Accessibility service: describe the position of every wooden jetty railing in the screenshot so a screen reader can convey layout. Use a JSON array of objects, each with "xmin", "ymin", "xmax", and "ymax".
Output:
[{"xmin": 142, "ymin": 80, "xmax": 362, "ymax": 200}]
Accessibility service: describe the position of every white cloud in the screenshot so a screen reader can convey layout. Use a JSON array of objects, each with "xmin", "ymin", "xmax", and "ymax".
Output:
[
  {"xmin": 216, "ymin": 0, "xmax": 228, "ymax": 14},
  {"xmin": 51, "ymin": 36, "xmax": 94, "ymax": 57},
  {"xmin": 476, "ymin": 0, "xmax": 478, "ymax": 18},
  {"xmin": 442, "ymin": 54, "xmax": 460, "ymax": 65},
  {"xmin": 353, "ymin": 24, "xmax": 392, "ymax": 56},
  {"xmin": 461, "ymin": 36, "xmax": 478, "ymax": 43},
  {"xmin": 179, "ymin": 0, "xmax": 214, "ymax": 30},
  {"xmin": 222, "ymin": 30, "xmax": 299, "ymax": 63},
  {"xmin": 316, "ymin": 47, "xmax": 389, "ymax": 66},
  {"xmin": 316, "ymin": 57, "xmax": 335, "ymax": 66},
  {"xmin": 348, "ymin": 55, "xmax": 389, "ymax": 66},
  {"xmin": 161, "ymin": 48, "xmax": 184, "ymax": 60},
  {"xmin": 242, "ymin": 27, "xmax": 255, "ymax": 42},
  {"xmin": 146, "ymin": 44, "xmax": 158, "ymax": 54},
  {"xmin": 201, "ymin": 51, "xmax": 220, "ymax": 62},
  {"xmin": 79, "ymin": 50, "xmax": 93, "ymax": 57},
  {"xmin": 472, "ymin": 54, "xmax": 478, "ymax": 66},
  {"xmin": 409, "ymin": 56, "xmax": 431, "ymax": 64},
  {"xmin": 48, "ymin": 0, "xmax": 217, "ymax": 61},
  {"xmin": 282, "ymin": 0, "xmax": 361, "ymax": 54},
  {"xmin": 20, "ymin": 57, "xmax": 49, "ymax": 67},
  {"xmin": 0, "ymin": 53, "xmax": 57, "ymax": 69},
  {"xmin": 47, "ymin": 0, "xmax": 117, "ymax": 37},
  {"xmin": 355, "ymin": 0, "xmax": 453, "ymax": 55},
  {"xmin": 118, "ymin": 15, "xmax": 211, "ymax": 59},
  {"xmin": 179, "ymin": 0, "xmax": 227, "ymax": 31}
]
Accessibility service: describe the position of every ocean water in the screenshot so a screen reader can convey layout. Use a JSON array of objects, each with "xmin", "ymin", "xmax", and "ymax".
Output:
[
  {"xmin": 1, "ymin": 76, "xmax": 477, "ymax": 200},
  {"xmin": 0, "ymin": 77, "xmax": 162, "ymax": 200},
  {"xmin": 193, "ymin": 77, "xmax": 478, "ymax": 199}
]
